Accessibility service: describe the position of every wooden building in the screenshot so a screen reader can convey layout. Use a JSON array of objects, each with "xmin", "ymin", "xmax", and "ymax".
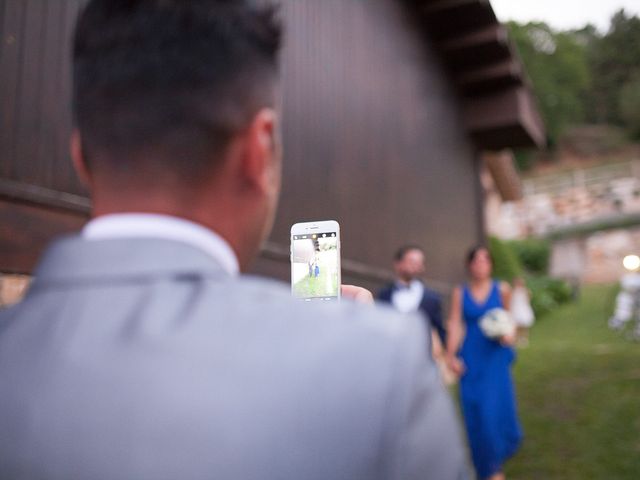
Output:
[{"xmin": 0, "ymin": 0, "xmax": 544, "ymax": 293}]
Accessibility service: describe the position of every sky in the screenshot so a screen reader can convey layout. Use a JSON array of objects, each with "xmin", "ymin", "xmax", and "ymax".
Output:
[{"xmin": 490, "ymin": 0, "xmax": 640, "ymax": 32}]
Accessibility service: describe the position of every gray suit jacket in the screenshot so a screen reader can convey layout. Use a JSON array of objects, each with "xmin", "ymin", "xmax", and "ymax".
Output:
[{"xmin": 0, "ymin": 236, "xmax": 468, "ymax": 480}]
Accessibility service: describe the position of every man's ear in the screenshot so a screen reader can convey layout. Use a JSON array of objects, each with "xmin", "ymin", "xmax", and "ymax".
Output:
[
  {"xmin": 240, "ymin": 108, "xmax": 278, "ymax": 193},
  {"xmin": 70, "ymin": 129, "xmax": 92, "ymax": 188}
]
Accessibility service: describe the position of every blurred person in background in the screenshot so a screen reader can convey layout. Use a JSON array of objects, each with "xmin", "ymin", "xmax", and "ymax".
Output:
[
  {"xmin": 510, "ymin": 277, "xmax": 535, "ymax": 347},
  {"xmin": 378, "ymin": 246, "xmax": 453, "ymax": 384},
  {"xmin": 378, "ymin": 245, "xmax": 446, "ymax": 344},
  {"xmin": 445, "ymin": 246, "xmax": 522, "ymax": 480}
]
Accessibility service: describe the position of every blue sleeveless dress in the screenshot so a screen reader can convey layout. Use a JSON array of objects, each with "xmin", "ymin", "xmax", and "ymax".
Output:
[{"xmin": 460, "ymin": 281, "xmax": 523, "ymax": 479}]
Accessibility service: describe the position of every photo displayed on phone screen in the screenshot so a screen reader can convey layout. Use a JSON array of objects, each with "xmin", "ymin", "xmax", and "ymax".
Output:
[{"xmin": 291, "ymin": 232, "xmax": 339, "ymax": 300}]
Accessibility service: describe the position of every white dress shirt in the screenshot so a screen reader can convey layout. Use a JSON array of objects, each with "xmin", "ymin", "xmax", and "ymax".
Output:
[
  {"xmin": 82, "ymin": 213, "xmax": 239, "ymax": 276},
  {"xmin": 391, "ymin": 280, "xmax": 424, "ymax": 314}
]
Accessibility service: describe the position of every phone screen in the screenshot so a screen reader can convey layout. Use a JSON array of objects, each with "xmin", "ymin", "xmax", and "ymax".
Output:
[{"xmin": 291, "ymin": 231, "xmax": 340, "ymax": 301}]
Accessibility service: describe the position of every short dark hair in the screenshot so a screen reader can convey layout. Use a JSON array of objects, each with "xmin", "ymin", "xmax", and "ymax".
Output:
[
  {"xmin": 394, "ymin": 245, "xmax": 424, "ymax": 262},
  {"xmin": 72, "ymin": 0, "xmax": 281, "ymax": 180}
]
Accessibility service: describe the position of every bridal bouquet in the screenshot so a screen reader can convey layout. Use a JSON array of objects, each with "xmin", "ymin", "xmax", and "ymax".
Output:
[{"xmin": 479, "ymin": 307, "xmax": 516, "ymax": 339}]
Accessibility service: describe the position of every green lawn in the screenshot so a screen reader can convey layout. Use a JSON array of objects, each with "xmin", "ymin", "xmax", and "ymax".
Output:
[
  {"xmin": 505, "ymin": 284, "xmax": 640, "ymax": 479},
  {"xmin": 292, "ymin": 269, "xmax": 338, "ymax": 297}
]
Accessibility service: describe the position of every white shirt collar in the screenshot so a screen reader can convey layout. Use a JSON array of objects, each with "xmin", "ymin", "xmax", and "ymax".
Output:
[
  {"xmin": 82, "ymin": 213, "xmax": 239, "ymax": 276},
  {"xmin": 391, "ymin": 279, "xmax": 424, "ymax": 314}
]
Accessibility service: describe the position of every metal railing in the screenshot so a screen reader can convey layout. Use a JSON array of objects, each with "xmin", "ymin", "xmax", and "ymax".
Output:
[{"xmin": 522, "ymin": 160, "xmax": 640, "ymax": 197}]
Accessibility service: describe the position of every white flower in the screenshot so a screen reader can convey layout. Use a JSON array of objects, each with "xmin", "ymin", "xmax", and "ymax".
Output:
[{"xmin": 479, "ymin": 308, "xmax": 516, "ymax": 339}]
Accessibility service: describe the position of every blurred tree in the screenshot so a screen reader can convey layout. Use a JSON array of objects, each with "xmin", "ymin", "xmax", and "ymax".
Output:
[
  {"xmin": 619, "ymin": 75, "xmax": 640, "ymax": 139},
  {"xmin": 588, "ymin": 10, "xmax": 640, "ymax": 126},
  {"xmin": 513, "ymin": 149, "xmax": 534, "ymax": 171},
  {"xmin": 507, "ymin": 21, "xmax": 591, "ymax": 145},
  {"xmin": 572, "ymin": 24, "xmax": 601, "ymax": 123}
]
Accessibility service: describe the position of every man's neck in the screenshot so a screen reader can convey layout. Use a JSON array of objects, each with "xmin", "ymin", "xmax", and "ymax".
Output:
[
  {"xmin": 89, "ymin": 176, "xmax": 261, "ymax": 270},
  {"xmin": 91, "ymin": 205, "xmax": 247, "ymax": 271}
]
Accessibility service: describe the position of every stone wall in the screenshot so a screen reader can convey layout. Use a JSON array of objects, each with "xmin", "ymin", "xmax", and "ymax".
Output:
[{"xmin": 549, "ymin": 227, "xmax": 640, "ymax": 284}]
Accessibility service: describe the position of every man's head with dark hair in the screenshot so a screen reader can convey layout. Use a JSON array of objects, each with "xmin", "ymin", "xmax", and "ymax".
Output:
[
  {"xmin": 70, "ymin": 0, "xmax": 283, "ymax": 270},
  {"xmin": 393, "ymin": 245, "xmax": 425, "ymax": 284},
  {"xmin": 73, "ymin": 0, "xmax": 281, "ymax": 177},
  {"xmin": 394, "ymin": 245, "xmax": 423, "ymax": 263}
]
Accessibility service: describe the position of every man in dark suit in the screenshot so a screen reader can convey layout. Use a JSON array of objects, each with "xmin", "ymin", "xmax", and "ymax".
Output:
[{"xmin": 378, "ymin": 245, "xmax": 447, "ymax": 344}]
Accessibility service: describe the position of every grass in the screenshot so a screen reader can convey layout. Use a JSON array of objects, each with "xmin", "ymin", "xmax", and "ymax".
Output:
[
  {"xmin": 292, "ymin": 269, "xmax": 338, "ymax": 297},
  {"xmin": 505, "ymin": 284, "xmax": 640, "ymax": 479}
]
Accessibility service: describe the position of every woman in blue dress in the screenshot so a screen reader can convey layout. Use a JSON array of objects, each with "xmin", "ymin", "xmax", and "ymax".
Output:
[{"xmin": 445, "ymin": 246, "xmax": 523, "ymax": 480}]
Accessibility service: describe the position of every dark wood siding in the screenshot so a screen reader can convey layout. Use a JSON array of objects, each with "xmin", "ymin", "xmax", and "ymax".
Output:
[
  {"xmin": 253, "ymin": 0, "xmax": 482, "ymax": 289},
  {"xmin": 0, "ymin": 0, "xmax": 87, "ymax": 272},
  {"xmin": 0, "ymin": 0, "xmax": 483, "ymax": 289},
  {"xmin": 0, "ymin": 0, "xmax": 84, "ymax": 196}
]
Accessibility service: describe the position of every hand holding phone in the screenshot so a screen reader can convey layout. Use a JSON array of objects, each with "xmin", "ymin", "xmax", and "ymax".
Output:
[{"xmin": 340, "ymin": 285, "xmax": 374, "ymax": 304}]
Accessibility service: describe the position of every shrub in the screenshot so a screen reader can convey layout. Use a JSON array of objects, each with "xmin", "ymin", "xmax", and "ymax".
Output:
[
  {"xmin": 489, "ymin": 236, "xmax": 572, "ymax": 318},
  {"xmin": 508, "ymin": 238, "xmax": 551, "ymax": 274},
  {"xmin": 526, "ymin": 274, "xmax": 573, "ymax": 317},
  {"xmin": 489, "ymin": 236, "xmax": 523, "ymax": 282}
]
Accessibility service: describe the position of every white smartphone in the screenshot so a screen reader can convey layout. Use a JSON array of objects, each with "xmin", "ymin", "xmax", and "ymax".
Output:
[{"xmin": 290, "ymin": 220, "xmax": 341, "ymax": 301}]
